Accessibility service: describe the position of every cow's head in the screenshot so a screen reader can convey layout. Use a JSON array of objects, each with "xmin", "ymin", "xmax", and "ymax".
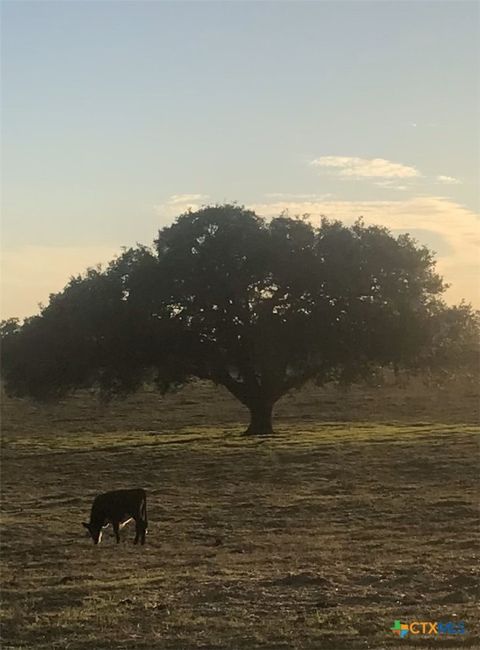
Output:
[{"xmin": 82, "ymin": 522, "xmax": 103, "ymax": 544}]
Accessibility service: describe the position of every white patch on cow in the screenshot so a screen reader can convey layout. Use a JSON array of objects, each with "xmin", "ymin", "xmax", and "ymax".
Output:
[{"xmin": 119, "ymin": 517, "xmax": 134, "ymax": 529}]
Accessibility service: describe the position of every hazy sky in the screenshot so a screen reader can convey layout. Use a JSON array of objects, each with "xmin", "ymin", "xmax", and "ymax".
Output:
[{"xmin": 2, "ymin": 0, "xmax": 479, "ymax": 318}]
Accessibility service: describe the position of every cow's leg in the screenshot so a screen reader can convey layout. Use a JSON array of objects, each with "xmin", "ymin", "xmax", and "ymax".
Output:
[
  {"xmin": 133, "ymin": 519, "xmax": 147, "ymax": 545},
  {"xmin": 112, "ymin": 521, "xmax": 121, "ymax": 544}
]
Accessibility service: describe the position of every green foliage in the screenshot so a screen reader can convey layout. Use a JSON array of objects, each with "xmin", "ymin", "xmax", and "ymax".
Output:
[
  {"xmin": 1, "ymin": 204, "xmax": 476, "ymax": 431},
  {"xmin": 416, "ymin": 302, "xmax": 479, "ymax": 383}
]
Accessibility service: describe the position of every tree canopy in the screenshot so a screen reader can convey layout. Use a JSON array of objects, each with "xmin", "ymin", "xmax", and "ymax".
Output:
[{"xmin": 2, "ymin": 204, "xmax": 478, "ymax": 433}]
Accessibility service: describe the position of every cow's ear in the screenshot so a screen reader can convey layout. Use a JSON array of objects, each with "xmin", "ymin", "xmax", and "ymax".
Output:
[{"xmin": 82, "ymin": 522, "xmax": 89, "ymax": 529}]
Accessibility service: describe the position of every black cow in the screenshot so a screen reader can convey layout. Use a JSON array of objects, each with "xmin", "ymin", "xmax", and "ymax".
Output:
[{"xmin": 82, "ymin": 488, "xmax": 148, "ymax": 545}]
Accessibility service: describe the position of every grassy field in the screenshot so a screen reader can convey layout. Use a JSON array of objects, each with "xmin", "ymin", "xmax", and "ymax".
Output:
[{"xmin": 1, "ymin": 380, "xmax": 479, "ymax": 649}]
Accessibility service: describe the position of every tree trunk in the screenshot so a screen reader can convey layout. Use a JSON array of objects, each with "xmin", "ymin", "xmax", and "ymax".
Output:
[{"xmin": 245, "ymin": 401, "xmax": 274, "ymax": 435}]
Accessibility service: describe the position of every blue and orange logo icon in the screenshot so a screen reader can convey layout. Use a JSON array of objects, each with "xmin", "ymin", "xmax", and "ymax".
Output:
[{"xmin": 391, "ymin": 620, "xmax": 409, "ymax": 637}]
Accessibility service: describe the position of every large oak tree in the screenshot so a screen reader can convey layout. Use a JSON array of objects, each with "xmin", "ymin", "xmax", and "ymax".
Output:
[{"xmin": 2, "ymin": 205, "xmax": 476, "ymax": 433}]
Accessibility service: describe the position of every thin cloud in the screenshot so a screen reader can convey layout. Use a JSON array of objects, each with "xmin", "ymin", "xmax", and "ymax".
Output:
[
  {"xmin": 154, "ymin": 194, "xmax": 210, "ymax": 219},
  {"xmin": 311, "ymin": 156, "xmax": 420, "ymax": 179},
  {"xmin": 264, "ymin": 192, "xmax": 334, "ymax": 200},
  {"xmin": 373, "ymin": 180, "xmax": 409, "ymax": 191},
  {"xmin": 437, "ymin": 175, "xmax": 462, "ymax": 185},
  {"xmin": 168, "ymin": 194, "xmax": 210, "ymax": 205}
]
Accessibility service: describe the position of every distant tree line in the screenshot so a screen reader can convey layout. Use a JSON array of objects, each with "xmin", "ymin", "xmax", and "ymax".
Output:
[{"xmin": 1, "ymin": 205, "xmax": 478, "ymax": 434}]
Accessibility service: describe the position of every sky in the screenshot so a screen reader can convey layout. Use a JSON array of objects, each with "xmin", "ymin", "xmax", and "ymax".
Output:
[{"xmin": 1, "ymin": 0, "xmax": 479, "ymax": 319}]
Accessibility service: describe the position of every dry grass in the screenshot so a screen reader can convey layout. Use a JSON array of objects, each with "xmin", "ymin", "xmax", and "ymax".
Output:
[{"xmin": 1, "ymin": 379, "xmax": 479, "ymax": 649}]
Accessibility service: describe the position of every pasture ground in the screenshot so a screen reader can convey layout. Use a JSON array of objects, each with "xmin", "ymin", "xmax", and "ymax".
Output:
[{"xmin": 1, "ymin": 379, "xmax": 479, "ymax": 649}]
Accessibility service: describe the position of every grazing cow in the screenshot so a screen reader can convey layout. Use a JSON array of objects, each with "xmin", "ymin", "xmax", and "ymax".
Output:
[{"xmin": 82, "ymin": 488, "xmax": 148, "ymax": 545}]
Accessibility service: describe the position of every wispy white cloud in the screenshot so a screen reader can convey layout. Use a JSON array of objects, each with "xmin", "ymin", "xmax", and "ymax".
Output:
[
  {"xmin": 437, "ymin": 175, "xmax": 462, "ymax": 185},
  {"xmin": 154, "ymin": 194, "xmax": 210, "ymax": 219},
  {"xmin": 168, "ymin": 194, "xmax": 209, "ymax": 205},
  {"xmin": 1, "ymin": 245, "xmax": 119, "ymax": 320},
  {"xmin": 373, "ymin": 180, "xmax": 409, "ymax": 191},
  {"xmin": 249, "ymin": 196, "xmax": 480, "ymax": 307},
  {"xmin": 264, "ymin": 192, "xmax": 334, "ymax": 200},
  {"xmin": 311, "ymin": 156, "xmax": 420, "ymax": 179},
  {"xmin": 407, "ymin": 121, "xmax": 439, "ymax": 128}
]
